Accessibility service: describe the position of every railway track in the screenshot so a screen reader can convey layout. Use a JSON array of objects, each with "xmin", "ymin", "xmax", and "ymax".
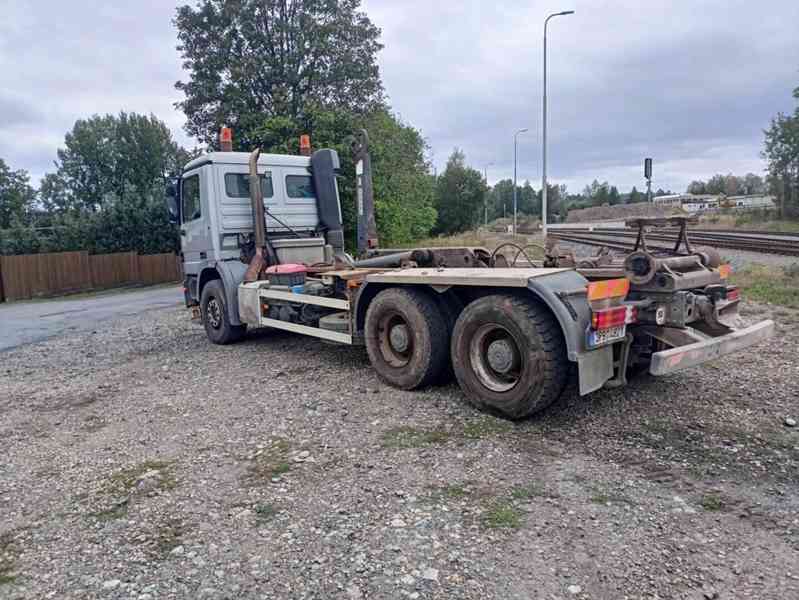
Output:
[{"xmin": 549, "ymin": 227, "xmax": 799, "ymax": 256}]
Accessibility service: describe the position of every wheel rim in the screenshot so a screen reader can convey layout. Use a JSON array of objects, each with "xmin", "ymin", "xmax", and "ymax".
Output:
[
  {"xmin": 206, "ymin": 297, "xmax": 223, "ymax": 329},
  {"xmin": 377, "ymin": 311, "xmax": 414, "ymax": 367},
  {"xmin": 469, "ymin": 324, "xmax": 522, "ymax": 392}
]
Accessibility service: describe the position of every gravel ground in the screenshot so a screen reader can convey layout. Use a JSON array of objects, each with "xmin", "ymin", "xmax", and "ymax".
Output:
[{"xmin": 1, "ymin": 299, "xmax": 798, "ymax": 600}]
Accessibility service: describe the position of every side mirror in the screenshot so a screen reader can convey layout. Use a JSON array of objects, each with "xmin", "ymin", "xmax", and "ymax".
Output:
[{"xmin": 165, "ymin": 181, "xmax": 179, "ymax": 224}]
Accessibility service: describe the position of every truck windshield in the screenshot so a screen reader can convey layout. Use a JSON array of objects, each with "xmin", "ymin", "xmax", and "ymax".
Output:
[{"xmin": 224, "ymin": 173, "xmax": 274, "ymax": 198}]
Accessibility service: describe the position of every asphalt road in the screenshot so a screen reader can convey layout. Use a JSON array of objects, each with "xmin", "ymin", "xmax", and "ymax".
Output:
[{"xmin": 0, "ymin": 285, "xmax": 183, "ymax": 351}]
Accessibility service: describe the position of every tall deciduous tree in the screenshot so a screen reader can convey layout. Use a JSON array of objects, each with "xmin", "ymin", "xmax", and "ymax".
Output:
[
  {"xmin": 763, "ymin": 85, "xmax": 799, "ymax": 217},
  {"xmin": 174, "ymin": 0, "xmax": 384, "ymax": 147},
  {"xmin": 0, "ymin": 159, "xmax": 36, "ymax": 229},
  {"xmin": 40, "ymin": 113, "xmax": 191, "ymax": 213},
  {"xmin": 434, "ymin": 149, "xmax": 486, "ymax": 235}
]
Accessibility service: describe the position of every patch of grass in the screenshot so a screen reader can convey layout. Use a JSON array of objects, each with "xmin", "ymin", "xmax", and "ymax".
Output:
[
  {"xmin": 731, "ymin": 264, "xmax": 799, "ymax": 309},
  {"xmin": 428, "ymin": 483, "xmax": 470, "ymax": 501},
  {"xmin": 247, "ymin": 439, "xmax": 292, "ymax": 480},
  {"xmin": 151, "ymin": 518, "xmax": 186, "ymax": 557},
  {"xmin": 481, "ymin": 500, "xmax": 523, "ymax": 529},
  {"xmin": 91, "ymin": 499, "xmax": 129, "ymax": 521},
  {"xmin": 511, "ymin": 482, "xmax": 550, "ymax": 500},
  {"xmin": 701, "ymin": 493, "xmax": 724, "ymax": 511},
  {"xmin": 254, "ymin": 503, "xmax": 279, "ymax": 524},
  {"xmin": 104, "ymin": 460, "xmax": 177, "ymax": 496},
  {"xmin": 380, "ymin": 426, "xmax": 451, "ymax": 449},
  {"xmin": 0, "ymin": 532, "xmax": 18, "ymax": 586},
  {"xmin": 589, "ymin": 490, "xmax": 632, "ymax": 505},
  {"xmin": 463, "ymin": 416, "xmax": 513, "ymax": 439}
]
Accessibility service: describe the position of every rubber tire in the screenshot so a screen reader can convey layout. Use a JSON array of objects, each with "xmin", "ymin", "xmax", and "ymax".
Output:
[
  {"xmin": 200, "ymin": 279, "xmax": 247, "ymax": 345},
  {"xmin": 365, "ymin": 287, "xmax": 449, "ymax": 390},
  {"xmin": 432, "ymin": 291, "xmax": 463, "ymax": 384},
  {"xmin": 451, "ymin": 294, "xmax": 568, "ymax": 420}
]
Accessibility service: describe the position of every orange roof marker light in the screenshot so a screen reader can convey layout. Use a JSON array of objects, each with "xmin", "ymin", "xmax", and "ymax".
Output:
[
  {"xmin": 586, "ymin": 278, "xmax": 630, "ymax": 302},
  {"xmin": 219, "ymin": 126, "xmax": 233, "ymax": 152},
  {"xmin": 299, "ymin": 134, "xmax": 311, "ymax": 156}
]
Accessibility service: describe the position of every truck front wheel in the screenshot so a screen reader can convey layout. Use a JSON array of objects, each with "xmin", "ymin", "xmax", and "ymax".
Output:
[
  {"xmin": 451, "ymin": 294, "xmax": 568, "ymax": 419},
  {"xmin": 365, "ymin": 288, "xmax": 449, "ymax": 389},
  {"xmin": 201, "ymin": 280, "xmax": 247, "ymax": 345}
]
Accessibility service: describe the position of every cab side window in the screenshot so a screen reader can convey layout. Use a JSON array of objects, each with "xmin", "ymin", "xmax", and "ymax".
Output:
[
  {"xmin": 182, "ymin": 174, "xmax": 201, "ymax": 222},
  {"xmin": 285, "ymin": 174, "xmax": 315, "ymax": 198},
  {"xmin": 224, "ymin": 173, "xmax": 274, "ymax": 198}
]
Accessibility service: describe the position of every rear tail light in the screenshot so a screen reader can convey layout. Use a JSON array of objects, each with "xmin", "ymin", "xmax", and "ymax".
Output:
[
  {"xmin": 591, "ymin": 305, "xmax": 637, "ymax": 330},
  {"xmin": 726, "ymin": 286, "xmax": 740, "ymax": 302}
]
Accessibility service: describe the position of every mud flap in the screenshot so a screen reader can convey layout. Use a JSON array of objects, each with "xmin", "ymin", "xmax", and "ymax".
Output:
[{"xmin": 577, "ymin": 345, "xmax": 614, "ymax": 395}]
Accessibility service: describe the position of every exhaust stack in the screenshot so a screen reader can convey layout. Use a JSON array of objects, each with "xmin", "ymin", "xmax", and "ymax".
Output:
[
  {"xmin": 244, "ymin": 148, "xmax": 269, "ymax": 282},
  {"xmin": 351, "ymin": 129, "xmax": 378, "ymax": 256}
]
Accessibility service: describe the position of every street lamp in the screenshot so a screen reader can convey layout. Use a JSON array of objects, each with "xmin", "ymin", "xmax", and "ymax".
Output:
[
  {"xmin": 483, "ymin": 162, "xmax": 494, "ymax": 226},
  {"xmin": 513, "ymin": 128, "xmax": 529, "ymax": 236},
  {"xmin": 542, "ymin": 10, "xmax": 574, "ymax": 240}
]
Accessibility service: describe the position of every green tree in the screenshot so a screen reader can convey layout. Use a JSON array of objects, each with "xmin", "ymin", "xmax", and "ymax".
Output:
[
  {"xmin": 34, "ymin": 113, "xmax": 193, "ymax": 256},
  {"xmin": 174, "ymin": 0, "xmax": 384, "ymax": 148},
  {"xmin": 628, "ymin": 185, "xmax": 642, "ymax": 204},
  {"xmin": 253, "ymin": 105, "xmax": 436, "ymax": 246},
  {"xmin": 489, "ymin": 179, "xmax": 515, "ymax": 221},
  {"xmin": 608, "ymin": 185, "xmax": 621, "ymax": 205},
  {"xmin": 763, "ymin": 85, "xmax": 799, "ymax": 217},
  {"xmin": 434, "ymin": 149, "xmax": 486, "ymax": 235},
  {"xmin": 0, "ymin": 159, "xmax": 36, "ymax": 229},
  {"xmin": 40, "ymin": 112, "xmax": 190, "ymax": 213},
  {"xmin": 686, "ymin": 180, "xmax": 706, "ymax": 194}
]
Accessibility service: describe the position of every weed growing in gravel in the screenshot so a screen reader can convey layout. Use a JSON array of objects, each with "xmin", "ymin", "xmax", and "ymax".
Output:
[
  {"xmin": 105, "ymin": 460, "xmax": 177, "ymax": 496},
  {"xmin": 511, "ymin": 482, "xmax": 551, "ymax": 500},
  {"xmin": 463, "ymin": 416, "xmax": 513, "ymax": 439},
  {"xmin": 428, "ymin": 483, "xmax": 470, "ymax": 501},
  {"xmin": 0, "ymin": 532, "xmax": 17, "ymax": 586},
  {"xmin": 150, "ymin": 518, "xmax": 187, "ymax": 558},
  {"xmin": 254, "ymin": 503, "xmax": 279, "ymax": 524},
  {"xmin": 247, "ymin": 439, "xmax": 292, "ymax": 480},
  {"xmin": 481, "ymin": 500, "xmax": 523, "ymax": 529},
  {"xmin": 91, "ymin": 499, "xmax": 130, "ymax": 521},
  {"xmin": 380, "ymin": 426, "xmax": 451, "ymax": 449},
  {"xmin": 701, "ymin": 493, "xmax": 724, "ymax": 511},
  {"xmin": 589, "ymin": 486, "xmax": 633, "ymax": 506}
]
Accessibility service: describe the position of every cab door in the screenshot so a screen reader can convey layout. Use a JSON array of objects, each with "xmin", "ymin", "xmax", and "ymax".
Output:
[{"xmin": 180, "ymin": 169, "xmax": 211, "ymax": 276}]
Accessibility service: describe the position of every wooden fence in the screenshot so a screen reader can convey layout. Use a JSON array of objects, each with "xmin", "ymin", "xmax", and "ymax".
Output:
[{"xmin": 0, "ymin": 251, "xmax": 182, "ymax": 302}]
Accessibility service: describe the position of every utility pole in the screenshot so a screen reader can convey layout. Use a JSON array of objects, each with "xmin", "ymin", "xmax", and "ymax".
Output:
[
  {"xmin": 644, "ymin": 157, "xmax": 653, "ymax": 203},
  {"xmin": 483, "ymin": 163, "xmax": 494, "ymax": 227},
  {"xmin": 513, "ymin": 129, "xmax": 528, "ymax": 236},
  {"xmin": 542, "ymin": 10, "xmax": 574, "ymax": 240}
]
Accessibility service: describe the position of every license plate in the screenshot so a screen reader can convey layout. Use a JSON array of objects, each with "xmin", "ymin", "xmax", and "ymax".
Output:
[{"xmin": 588, "ymin": 324, "xmax": 626, "ymax": 347}]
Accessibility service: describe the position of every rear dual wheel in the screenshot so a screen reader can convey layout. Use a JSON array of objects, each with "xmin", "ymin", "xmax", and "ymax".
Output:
[
  {"xmin": 365, "ymin": 288, "xmax": 568, "ymax": 420},
  {"xmin": 451, "ymin": 295, "xmax": 568, "ymax": 419}
]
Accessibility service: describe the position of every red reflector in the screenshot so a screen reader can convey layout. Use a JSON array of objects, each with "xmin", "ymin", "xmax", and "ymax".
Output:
[
  {"xmin": 726, "ymin": 287, "xmax": 740, "ymax": 301},
  {"xmin": 591, "ymin": 306, "xmax": 631, "ymax": 330}
]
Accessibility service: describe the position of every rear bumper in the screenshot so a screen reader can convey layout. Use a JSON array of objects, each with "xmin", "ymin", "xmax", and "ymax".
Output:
[{"xmin": 649, "ymin": 319, "xmax": 775, "ymax": 376}]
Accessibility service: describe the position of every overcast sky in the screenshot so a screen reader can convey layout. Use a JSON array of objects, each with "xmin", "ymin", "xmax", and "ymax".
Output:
[{"xmin": 1, "ymin": 0, "xmax": 797, "ymax": 195}]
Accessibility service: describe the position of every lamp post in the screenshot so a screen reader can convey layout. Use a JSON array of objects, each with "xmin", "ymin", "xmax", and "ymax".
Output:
[
  {"xmin": 542, "ymin": 10, "xmax": 574, "ymax": 239},
  {"xmin": 483, "ymin": 162, "xmax": 494, "ymax": 226},
  {"xmin": 513, "ymin": 128, "xmax": 528, "ymax": 236}
]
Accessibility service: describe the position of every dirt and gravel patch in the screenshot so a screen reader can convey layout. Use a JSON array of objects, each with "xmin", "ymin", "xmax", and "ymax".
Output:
[{"xmin": 1, "ymin": 300, "xmax": 798, "ymax": 600}]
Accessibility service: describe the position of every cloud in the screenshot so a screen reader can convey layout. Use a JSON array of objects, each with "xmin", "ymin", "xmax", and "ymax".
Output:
[{"xmin": 0, "ymin": 0, "xmax": 797, "ymax": 195}]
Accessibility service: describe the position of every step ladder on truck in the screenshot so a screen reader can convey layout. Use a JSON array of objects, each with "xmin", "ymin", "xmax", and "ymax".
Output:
[{"xmin": 165, "ymin": 128, "xmax": 775, "ymax": 420}]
